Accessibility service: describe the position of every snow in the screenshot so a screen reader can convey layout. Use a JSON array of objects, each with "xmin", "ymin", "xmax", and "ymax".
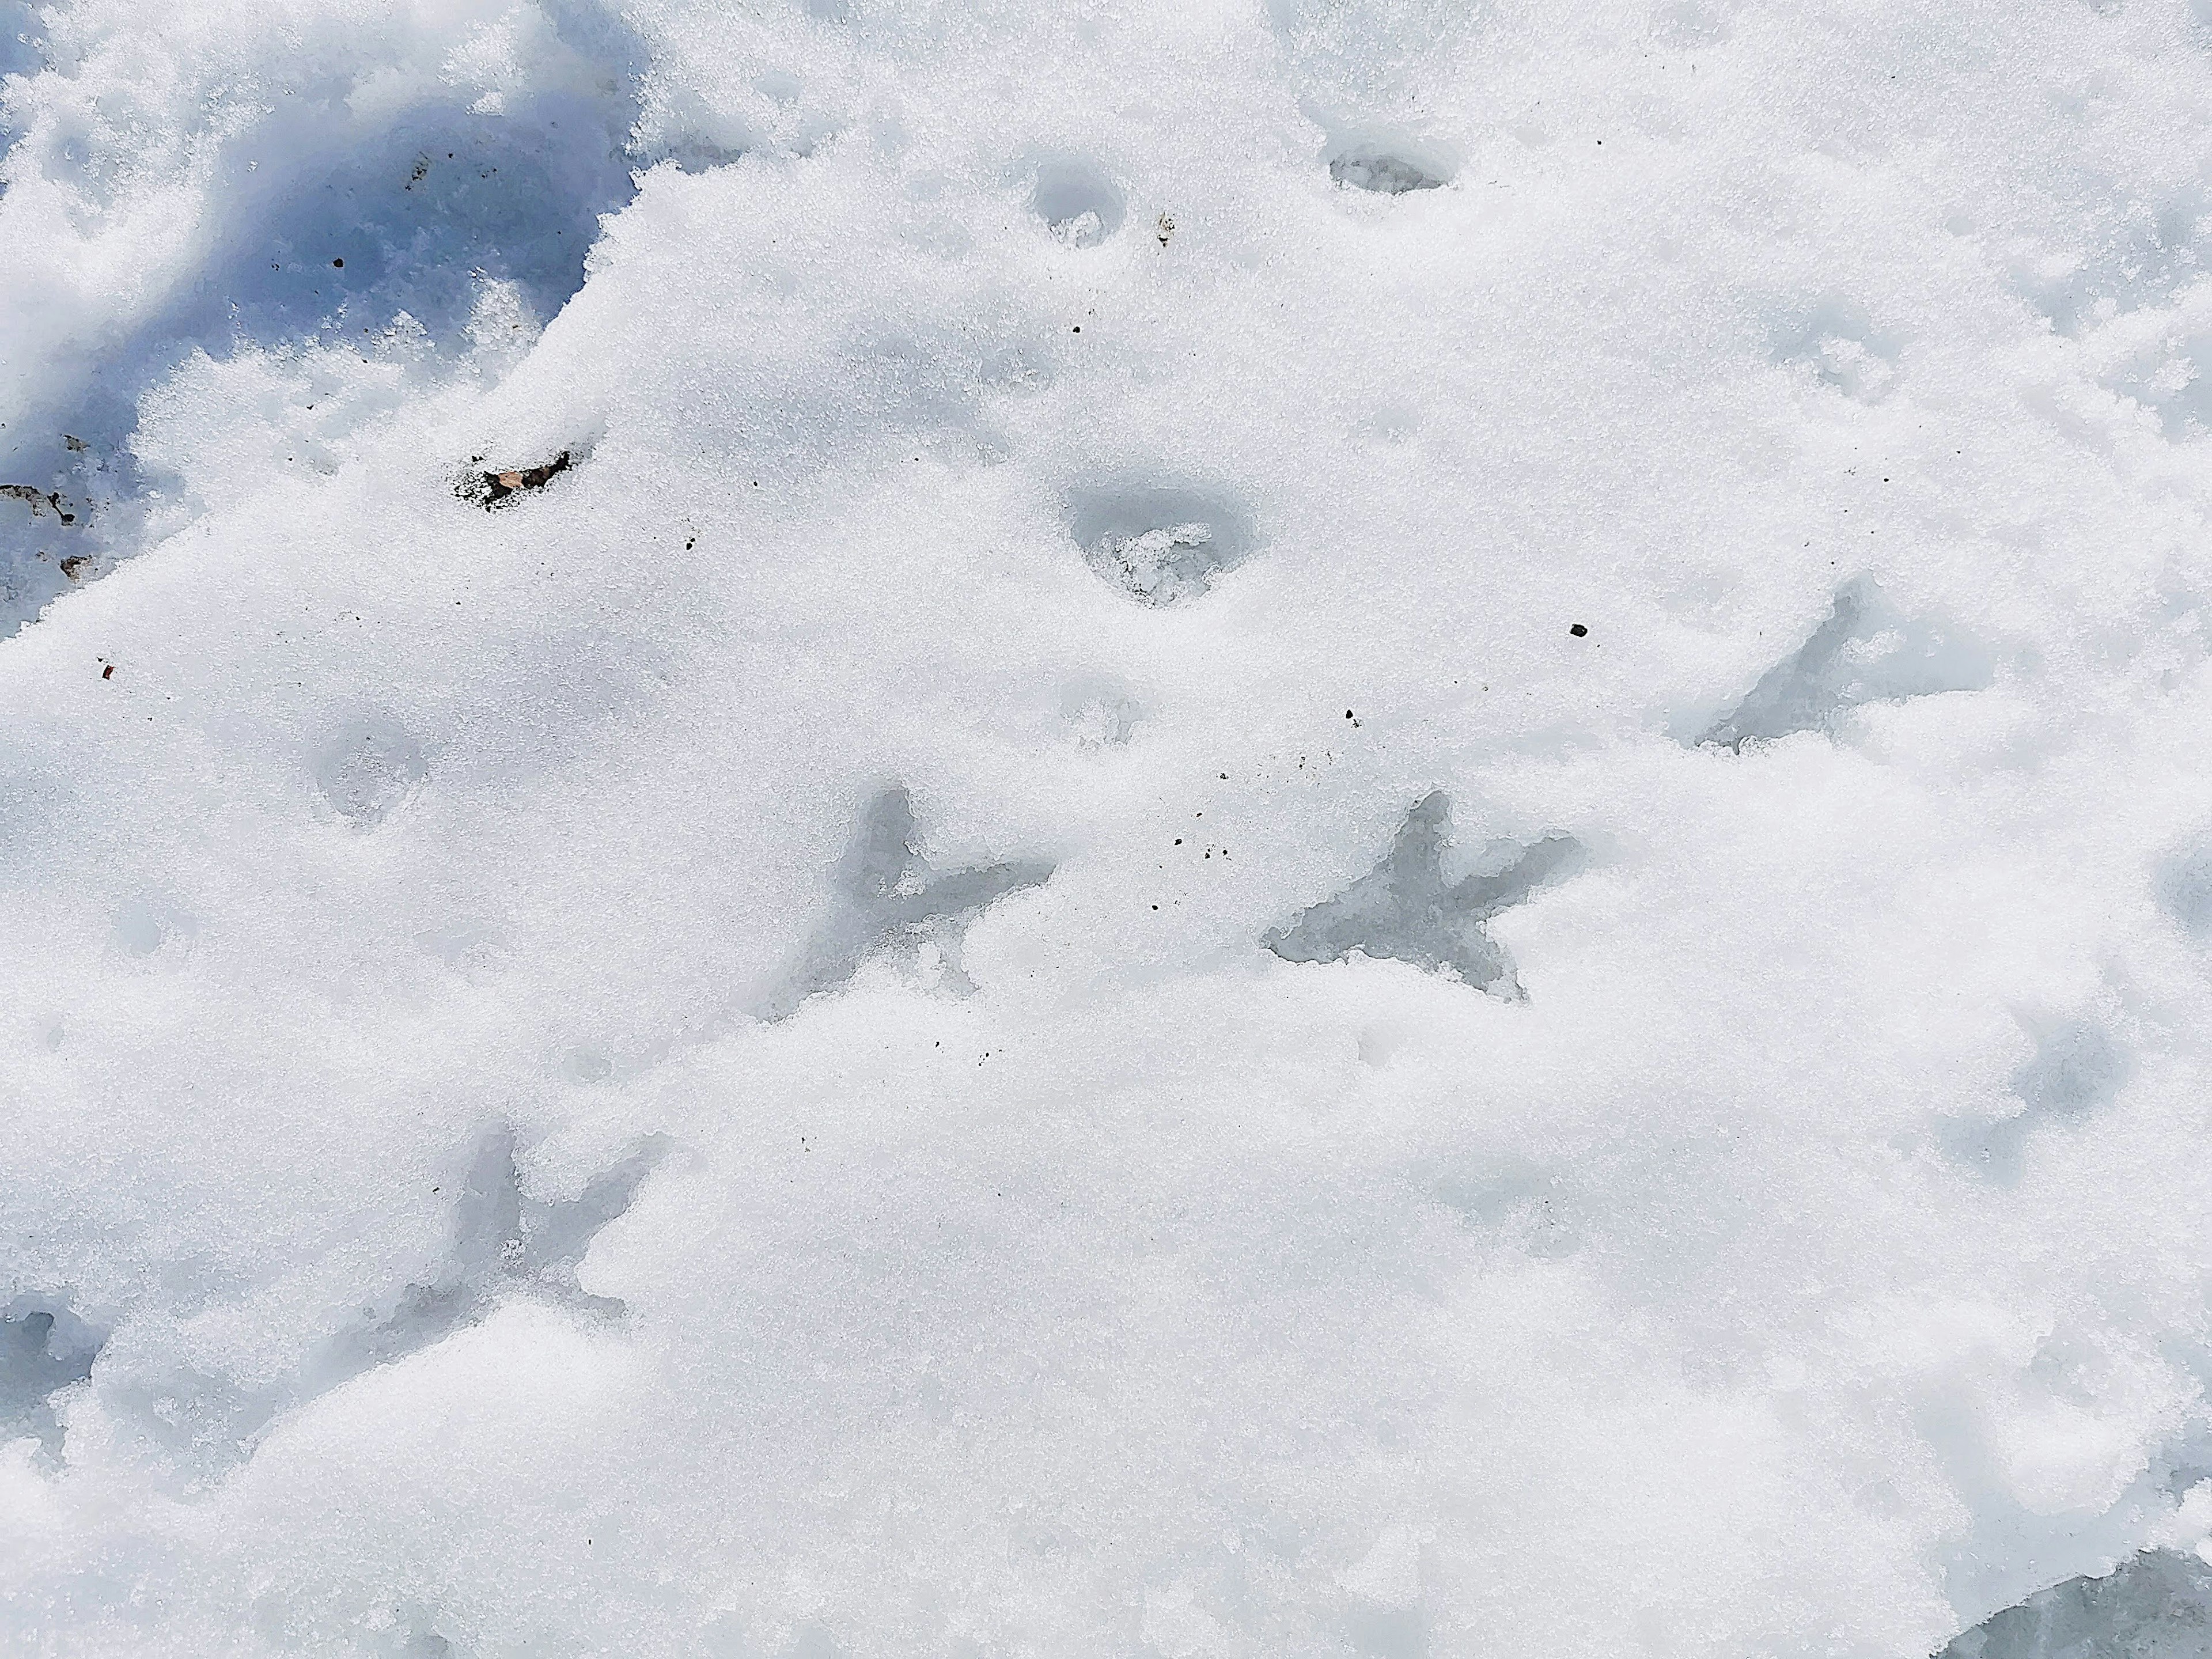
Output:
[{"xmin": 5, "ymin": 0, "xmax": 2212, "ymax": 1654}]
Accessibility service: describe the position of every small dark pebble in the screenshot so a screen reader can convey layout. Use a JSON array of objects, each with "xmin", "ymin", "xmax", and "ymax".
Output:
[
  {"xmin": 101, "ymin": 664, "xmax": 113, "ymax": 680},
  {"xmin": 1569, "ymin": 623, "xmax": 1588, "ymax": 638}
]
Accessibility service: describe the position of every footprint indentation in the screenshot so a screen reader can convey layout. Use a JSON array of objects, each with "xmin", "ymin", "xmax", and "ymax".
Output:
[
  {"xmin": 1030, "ymin": 157, "xmax": 1126, "ymax": 248},
  {"xmin": 1068, "ymin": 482, "xmax": 1257, "ymax": 607},
  {"xmin": 1329, "ymin": 147, "xmax": 1447, "ymax": 195},
  {"xmin": 1698, "ymin": 576, "xmax": 1991, "ymax": 749},
  {"xmin": 1266, "ymin": 791, "xmax": 1582, "ymax": 999},
  {"xmin": 315, "ymin": 718, "xmax": 427, "ymax": 828},
  {"xmin": 313, "ymin": 1127, "xmax": 665, "ymax": 1387},
  {"xmin": 1774, "ymin": 302, "xmax": 1900, "ymax": 403},
  {"xmin": 1060, "ymin": 676, "xmax": 1145, "ymax": 748},
  {"xmin": 763, "ymin": 785, "xmax": 1055, "ymax": 1019},
  {"xmin": 111, "ymin": 898, "xmax": 170, "ymax": 957}
]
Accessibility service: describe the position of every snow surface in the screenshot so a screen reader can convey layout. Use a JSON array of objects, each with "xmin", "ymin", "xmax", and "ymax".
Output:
[{"xmin": 7, "ymin": 0, "xmax": 2212, "ymax": 1654}]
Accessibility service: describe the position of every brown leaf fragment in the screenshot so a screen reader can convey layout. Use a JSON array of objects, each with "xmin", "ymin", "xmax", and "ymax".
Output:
[{"xmin": 466, "ymin": 450, "xmax": 573, "ymax": 508}]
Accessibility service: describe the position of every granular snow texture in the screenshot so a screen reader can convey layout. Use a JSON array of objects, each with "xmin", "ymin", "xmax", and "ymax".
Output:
[{"xmin": 7, "ymin": 2, "xmax": 2212, "ymax": 1656}]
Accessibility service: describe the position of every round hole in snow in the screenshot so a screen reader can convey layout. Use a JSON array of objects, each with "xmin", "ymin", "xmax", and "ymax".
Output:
[
  {"xmin": 1030, "ymin": 158, "xmax": 1126, "ymax": 247},
  {"xmin": 1067, "ymin": 482, "xmax": 1257, "ymax": 606}
]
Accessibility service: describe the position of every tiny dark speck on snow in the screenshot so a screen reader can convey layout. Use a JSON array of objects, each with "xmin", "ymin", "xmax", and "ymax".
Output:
[{"xmin": 1570, "ymin": 623, "xmax": 1589, "ymax": 637}]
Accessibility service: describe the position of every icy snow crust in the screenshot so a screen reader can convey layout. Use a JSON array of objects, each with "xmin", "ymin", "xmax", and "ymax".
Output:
[{"xmin": 8, "ymin": 0, "xmax": 2212, "ymax": 1654}]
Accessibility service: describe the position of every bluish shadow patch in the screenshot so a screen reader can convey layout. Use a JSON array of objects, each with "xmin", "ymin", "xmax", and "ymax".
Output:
[
  {"xmin": 0, "ymin": 1293, "xmax": 105, "ymax": 1463},
  {"xmin": 2012, "ymin": 182, "xmax": 2211, "ymax": 339},
  {"xmin": 0, "ymin": 3, "xmax": 647, "ymax": 636},
  {"xmin": 1947, "ymin": 1013, "xmax": 2130, "ymax": 1183},
  {"xmin": 1937, "ymin": 1551, "xmax": 2212, "ymax": 1657},
  {"xmin": 183, "ymin": 99, "xmax": 632, "ymax": 353},
  {"xmin": 2103, "ymin": 323, "xmax": 2212, "ymax": 440},
  {"xmin": 1772, "ymin": 299, "xmax": 1902, "ymax": 403},
  {"xmin": 2157, "ymin": 840, "xmax": 2212, "ymax": 939},
  {"xmin": 0, "ymin": 1, "xmax": 43, "ymax": 167}
]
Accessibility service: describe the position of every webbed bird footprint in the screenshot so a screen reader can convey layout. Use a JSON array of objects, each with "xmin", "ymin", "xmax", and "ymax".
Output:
[
  {"xmin": 1266, "ymin": 791, "xmax": 1582, "ymax": 1000},
  {"xmin": 1700, "ymin": 575, "xmax": 1991, "ymax": 749},
  {"xmin": 761, "ymin": 785, "xmax": 1055, "ymax": 1019}
]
